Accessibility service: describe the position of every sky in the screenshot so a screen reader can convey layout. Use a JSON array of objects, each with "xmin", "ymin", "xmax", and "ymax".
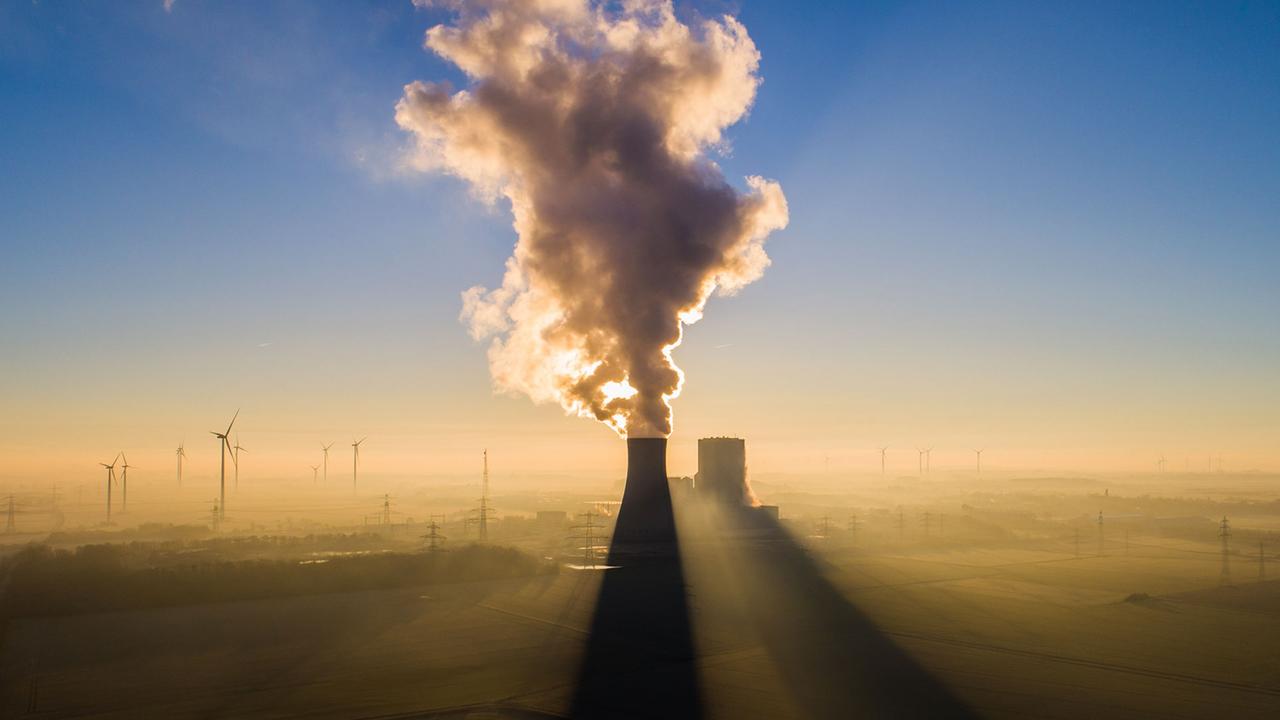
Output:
[{"xmin": 1, "ymin": 0, "xmax": 1278, "ymax": 486}]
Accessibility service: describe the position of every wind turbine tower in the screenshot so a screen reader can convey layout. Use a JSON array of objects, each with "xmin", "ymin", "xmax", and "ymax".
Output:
[
  {"xmin": 878, "ymin": 446, "xmax": 888, "ymax": 476},
  {"xmin": 975, "ymin": 449, "xmax": 984, "ymax": 475},
  {"xmin": 916, "ymin": 448, "xmax": 924, "ymax": 476},
  {"xmin": 99, "ymin": 454, "xmax": 120, "ymax": 523},
  {"xmin": 232, "ymin": 436, "xmax": 247, "ymax": 490},
  {"xmin": 119, "ymin": 453, "xmax": 131, "ymax": 512},
  {"xmin": 322, "ymin": 442, "xmax": 334, "ymax": 483},
  {"xmin": 310, "ymin": 465, "xmax": 320, "ymax": 484},
  {"xmin": 925, "ymin": 447, "xmax": 933, "ymax": 474},
  {"xmin": 210, "ymin": 410, "xmax": 238, "ymax": 521},
  {"xmin": 352, "ymin": 437, "xmax": 366, "ymax": 493}
]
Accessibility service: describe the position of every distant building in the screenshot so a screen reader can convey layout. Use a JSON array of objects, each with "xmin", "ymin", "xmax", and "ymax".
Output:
[
  {"xmin": 536, "ymin": 510, "xmax": 568, "ymax": 530},
  {"xmin": 696, "ymin": 437, "xmax": 753, "ymax": 506}
]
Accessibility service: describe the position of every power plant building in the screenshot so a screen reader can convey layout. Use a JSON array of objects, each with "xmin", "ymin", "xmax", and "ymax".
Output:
[{"xmin": 696, "ymin": 437, "xmax": 752, "ymax": 506}]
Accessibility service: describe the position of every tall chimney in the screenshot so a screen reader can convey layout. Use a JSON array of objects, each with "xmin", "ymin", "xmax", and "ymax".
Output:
[{"xmin": 609, "ymin": 437, "xmax": 678, "ymax": 561}]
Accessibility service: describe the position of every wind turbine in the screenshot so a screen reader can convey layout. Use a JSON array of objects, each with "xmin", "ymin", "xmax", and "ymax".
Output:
[
  {"xmin": 119, "ymin": 452, "xmax": 131, "ymax": 512},
  {"xmin": 352, "ymin": 437, "xmax": 366, "ymax": 493},
  {"xmin": 232, "ymin": 436, "xmax": 248, "ymax": 490},
  {"xmin": 176, "ymin": 443, "xmax": 187, "ymax": 487},
  {"xmin": 878, "ymin": 446, "xmax": 888, "ymax": 476},
  {"xmin": 974, "ymin": 449, "xmax": 984, "ymax": 475},
  {"xmin": 925, "ymin": 447, "xmax": 933, "ymax": 474},
  {"xmin": 210, "ymin": 410, "xmax": 239, "ymax": 521},
  {"xmin": 99, "ymin": 453, "xmax": 120, "ymax": 523},
  {"xmin": 310, "ymin": 465, "xmax": 320, "ymax": 484},
  {"xmin": 322, "ymin": 442, "xmax": 334, "ymax": 483},
  {"xmin": 916, "ymin": 448, "xmax": 924, "ymax": 476}
]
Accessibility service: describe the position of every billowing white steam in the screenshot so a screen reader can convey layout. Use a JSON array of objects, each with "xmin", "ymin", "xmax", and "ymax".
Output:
[{"xmin": 396, "ymin": 0, "xmax": 788, "ymax": 437}]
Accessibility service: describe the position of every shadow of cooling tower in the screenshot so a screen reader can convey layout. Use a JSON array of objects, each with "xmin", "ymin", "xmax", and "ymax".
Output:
[
  {"xmin": 708, "ymin": 505, "xmax": 977, "ymax": 719},
  {"xmin": 570, "ymin": 499, "xmax": 974, "ymax": 719},
  {"xmin": 570, "ymin": 436, "xmax": 969, "ymax": 719},
  {"xmin": 569, "ymin": 546, "xmax": 701, "ymax": 718}
]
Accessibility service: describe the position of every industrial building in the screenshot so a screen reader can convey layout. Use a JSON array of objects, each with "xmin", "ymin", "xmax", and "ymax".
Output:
[{"xmin": 696, "ymin": 437, "xmax": 753, "ymax": 506}]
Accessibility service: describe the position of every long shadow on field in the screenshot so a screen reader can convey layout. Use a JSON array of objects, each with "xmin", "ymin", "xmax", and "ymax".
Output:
[
  {"xmin": 569, "ymin": 551, "xmax": 700, "ymax": 719},
  {"xmin": 713, "ymin": 505, "xmax": 976, "ymax": 719}
]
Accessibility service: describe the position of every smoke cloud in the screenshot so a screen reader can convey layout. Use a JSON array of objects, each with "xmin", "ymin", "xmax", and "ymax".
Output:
[{"xmin": 396, "ymin": 0, "xmax": 788, "ymax": 437}]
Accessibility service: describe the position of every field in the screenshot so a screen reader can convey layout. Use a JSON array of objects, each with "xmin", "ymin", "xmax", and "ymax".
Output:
[{"xmin": 2, "ymin": 484, "xmax": 1279, "ymax": 719}]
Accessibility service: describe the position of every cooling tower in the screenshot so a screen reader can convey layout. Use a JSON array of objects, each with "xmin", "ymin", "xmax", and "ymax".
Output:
[
  {"xmin": 609, "ymin": 437, "xmax": 678, "ymax": 559},
  {"xmin": 696, "ymin": 437, "xmax": 752, "ymax": 505}
]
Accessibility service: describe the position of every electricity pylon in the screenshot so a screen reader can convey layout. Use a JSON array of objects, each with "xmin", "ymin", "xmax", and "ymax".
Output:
[
  {"xmin": 1219, "ymin": 516, "xmax": 1231, "ymax": 585},
  {"xmin": 478, "ymin": 449, "xmax": 490, "ymax": 542},
  {"xmin": 818, "ymin": 515, "xmax": 832, "ymax": 539},
  {"xmin": 422, "ymin": 515, "xmax": 447, "ymax": 552},
  {"xmin": 567, "ymin": 510, "xmax": 608, "ymax": 567}
]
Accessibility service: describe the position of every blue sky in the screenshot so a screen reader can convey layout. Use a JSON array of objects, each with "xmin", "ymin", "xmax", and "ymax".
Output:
[{"xmin": 1, "ymin": 1, "xmax": 1278, "ymax": 480}]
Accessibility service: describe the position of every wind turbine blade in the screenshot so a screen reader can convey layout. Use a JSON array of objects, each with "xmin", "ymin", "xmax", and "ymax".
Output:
[{"xmin": 225, "ymin": 408, "xmax": 240, "ymax": 436}]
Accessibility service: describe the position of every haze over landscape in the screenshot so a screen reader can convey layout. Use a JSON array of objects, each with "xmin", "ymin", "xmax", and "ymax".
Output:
[{"xmin": 1, "ymin": 2, "xmax": 1279, "ymax": 719}]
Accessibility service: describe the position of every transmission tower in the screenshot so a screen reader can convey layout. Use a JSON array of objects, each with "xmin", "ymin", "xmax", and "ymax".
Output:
[
  {"xmin": 211, "ymin": 499, "xmax": 221, "ymax": 532},
  {"xmin": 1096, "ymin": 511, "xmax": 1105, "ymax": 556},
  {"xmin": 1218, "ymin": 516, "xmax": 1231, "ymax": 585},
  {"xmin": 818, "ymin": 515, "xmax": 832, "ymax": 539},
  {"xmin": 382, "ymin": 493, "xmax": 392, "ymax": 526},
  {"xmin": 848, "ymin": 513, "xmax": 859, "ymax": 545},
  {"xmin": 920, "ymin": 511, "xmax": 933, "ymax": 536},
  {"xmin": 568, "ymin": 510, "xmax": 608, "ymax": 567},
  {"xmin": 422, "ymin": 514, "xmax": 447, "ymax": 552},
  {"xmin": 478, "ymin": 449, "xmax": 490, "ymax": 542},
  {"xmin": 4, "ymin": 495, "xmax": 15, "ymax": 534}
]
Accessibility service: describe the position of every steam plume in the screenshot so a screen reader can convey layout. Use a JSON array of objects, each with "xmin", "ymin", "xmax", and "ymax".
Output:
[{"xmin": 396, "ymin": 0, "xmax": 788, "ymax": 437}]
